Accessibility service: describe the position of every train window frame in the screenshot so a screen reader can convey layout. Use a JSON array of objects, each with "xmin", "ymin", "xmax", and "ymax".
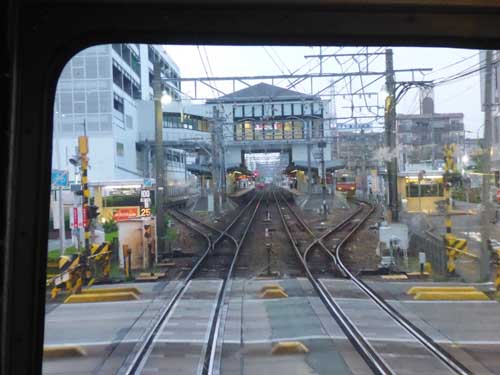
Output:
[{"xmin": 4, "ymin": 1, "xmax": 500, "ymax": 374}]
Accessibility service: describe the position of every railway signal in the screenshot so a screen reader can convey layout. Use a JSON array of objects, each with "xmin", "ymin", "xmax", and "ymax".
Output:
[{"xmin": 442, "ymin": 144, "xmax": 468, "ymax": 275}]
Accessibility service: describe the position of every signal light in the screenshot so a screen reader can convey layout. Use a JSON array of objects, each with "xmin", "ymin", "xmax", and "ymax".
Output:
[
  {"xmin": 144, "ymin": 225, "xmax": 152, "ymax": 238},
  {"xmin": 88, "ymin": 205, "xmax": 100, "ymax": 219}
]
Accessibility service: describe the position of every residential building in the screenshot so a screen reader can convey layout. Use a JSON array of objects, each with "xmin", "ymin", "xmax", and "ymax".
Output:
[
  {"xmin": 397, "ymin": 96, "xmax": 465, "ymax": 171},
  {"xmin": 332, "ymin": 129, "xmax": 385, "ymax": 170}
]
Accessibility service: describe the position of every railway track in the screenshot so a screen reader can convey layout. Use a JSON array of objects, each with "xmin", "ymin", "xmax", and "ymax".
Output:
[
  {"xmin": 117, "ymin": 192, "xmax": 263, "ymax": 375},
  {"xmin": 274, "ymin": 190, "xmax": 472, "ymax": 375}
]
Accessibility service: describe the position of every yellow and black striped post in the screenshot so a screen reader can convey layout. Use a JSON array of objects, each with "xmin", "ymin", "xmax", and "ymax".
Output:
[
  {"xmin": 443, "ymin": 144, "xmax": 456, "ymax": 274},
  {"xmin": 79, "ymin": 135, "xmax": 90, "ymax": 285}
]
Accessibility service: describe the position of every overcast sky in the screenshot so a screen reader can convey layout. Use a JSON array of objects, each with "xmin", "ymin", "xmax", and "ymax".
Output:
[{"xmin": 164, "ymin": 45, "xmax": 483, "ymax": 137}]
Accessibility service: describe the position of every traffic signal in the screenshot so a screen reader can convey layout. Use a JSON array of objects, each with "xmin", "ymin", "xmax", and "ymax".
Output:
[
  {"xmin": 88, "ymin": 205, "xmax": 100, "ymax": 219},
  {"xmin": 144, "ymin": 224, "xmax": 152, "ymax": 238}
]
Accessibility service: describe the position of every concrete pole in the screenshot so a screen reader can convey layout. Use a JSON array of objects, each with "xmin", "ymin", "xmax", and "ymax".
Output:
[
  {"xmin": 210, "ymin": 116, "xmax": 220, "ymax": 215},
  {"xmin": 480, "ymin": 50, "xmax": 494, "ymax": 282},
  {"xmin": 153, "ymin": 62, "xmax": 165, "ymax": 255},
  {"xmin": 307, "ymin": 120, "xmax": 312, "ymax": 194},
  {"xmin": 54, "ymin": 110, "xmax": 66, "ymax": 255},
  {"xmin": 385, "ymin": 48, "xmax": 399, "ymax": 222}
]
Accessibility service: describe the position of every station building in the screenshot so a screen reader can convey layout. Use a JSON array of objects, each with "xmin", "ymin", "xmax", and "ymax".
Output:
[{"xmin": 206, "ymin": 82, "xmax": 336, "ymax": 193}]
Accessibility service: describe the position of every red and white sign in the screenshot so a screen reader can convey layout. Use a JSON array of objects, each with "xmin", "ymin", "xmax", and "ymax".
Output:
[
  {"xmin": 113, "ymin": 207, "xmax": 139, "ymax": 222},
  {"xmin": 73, "ymin": 207, "xmax": 79, "ymax": 228},
  {"xmin": 496, "ymin": 189, "xmax": 500, "ymax": 203}
]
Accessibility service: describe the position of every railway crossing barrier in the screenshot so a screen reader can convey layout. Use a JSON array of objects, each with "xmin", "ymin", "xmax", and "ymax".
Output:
[
  {"xmin": 444, "ymin": 233, "xmax": 470, "ymax": 275},
  {"xmin": 47, "ymin": 241, "xmax": 112, "ymax": 299},
  {"xmin": 489, "ymin": 239, "xmax": 500, "ymax": 293}
]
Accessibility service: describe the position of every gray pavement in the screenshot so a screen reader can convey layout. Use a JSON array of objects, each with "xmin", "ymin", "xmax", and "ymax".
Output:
[
  {"xmin": 42, "ymin": 278, "xmax": 500, "ymax": 375},
  {"xmin": 218, "ymin": 278, "xmax": 372, "ymax": 375}
]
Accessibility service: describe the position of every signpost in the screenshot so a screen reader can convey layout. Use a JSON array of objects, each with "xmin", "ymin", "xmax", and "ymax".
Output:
[{"xmin": 51, "ymin": 170, "xmax": 69, "ymax": 255}]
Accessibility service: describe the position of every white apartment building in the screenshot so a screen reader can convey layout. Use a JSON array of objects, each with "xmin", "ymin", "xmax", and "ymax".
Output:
[{"xmin": 52, "ymin": 44, "xmax": 185, "ymax": 184}]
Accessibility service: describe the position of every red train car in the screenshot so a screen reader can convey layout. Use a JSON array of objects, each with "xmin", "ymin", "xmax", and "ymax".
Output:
[{"xmin": 335, "ymin": 170, "xmax": 356, "ymax": 196}]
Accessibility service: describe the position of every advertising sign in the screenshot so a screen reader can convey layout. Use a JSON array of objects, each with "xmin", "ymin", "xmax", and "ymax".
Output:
[{"xmin": 112, "ymin": 207, "xmax": 139, "ymax": 222}]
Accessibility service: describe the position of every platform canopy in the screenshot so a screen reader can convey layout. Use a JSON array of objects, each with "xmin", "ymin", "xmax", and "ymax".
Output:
[{"xmin": 289, "ymin": 159, "xmax": 346, "ymax": 172}]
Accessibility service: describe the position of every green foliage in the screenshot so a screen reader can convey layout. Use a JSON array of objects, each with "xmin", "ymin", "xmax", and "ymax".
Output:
[
  {"xmin": 47, "ymin": 246, "xmax": 78, "ymax": 262},
  {"xmin": 105, "ymin": 231, "xmax": 118, "ymax": 242},
  {"xmin": 104, "ymin": 194, "xmax": 141, "ymax": 207},
  {"xmin": 103, "ymin": 219, "xmax": 118, "ymax": 233},
  {"xmin": 163, "ymin": 214, "xmax": 177, "ymax": 242},
  {"xmin": 452, "ymin": 187, "xmax": 482, "ymax": 203}
]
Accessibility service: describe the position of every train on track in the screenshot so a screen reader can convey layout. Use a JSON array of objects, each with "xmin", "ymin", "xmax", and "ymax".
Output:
[{"xmin": 334, "ymin": 170, "xmax": 357, "ymax": 196}]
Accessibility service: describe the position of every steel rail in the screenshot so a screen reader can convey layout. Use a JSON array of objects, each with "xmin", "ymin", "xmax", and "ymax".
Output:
[
  {"xmin": 198, "ymin": 193, "xmax": 263, "ymax": 375},
  {"xmin": 282, "ymin": 190, "xmax": 471, "ymax": 375},
  {"xmin": 118, "ymin": 194, "xmax": 259, "ymax": 375},
  {"xmin": 333, "ymin": 200, "xmax": 472, "ymax": 375},
  {"xmin": 277, "ymin": 190, "xmax": 362, "ymax": 275},
  {"xmin": 273, "ymin": 190, "xmax": 394, "ymax": 375}
]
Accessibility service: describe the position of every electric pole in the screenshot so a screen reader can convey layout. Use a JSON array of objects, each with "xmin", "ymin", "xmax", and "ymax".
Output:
[
  {"xmin": 385, "ymin": 49, "xmax": 399, "ymax": 222},
  {"xmin": 153, "ymin": 62, "xmax": 165, "ymax": 256},
  {"xmin": 480, "ymin": 50, "xmax": 493, "ymax": 282},
  {"xmin": 210, "ymin": 107, "xmax": 221, "ymax": 215}
]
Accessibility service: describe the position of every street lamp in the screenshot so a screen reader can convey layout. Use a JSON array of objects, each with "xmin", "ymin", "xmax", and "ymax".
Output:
[{"xmin": 161, "ymin": 90, "xmax": 172, "ymax": 105}]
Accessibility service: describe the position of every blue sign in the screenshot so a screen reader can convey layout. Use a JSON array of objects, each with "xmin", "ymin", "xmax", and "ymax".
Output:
[
  {"xmin": 51, "ymin": 169, "xmax": 69, "ymax": 188},
  {"xmin": 143, "ymin": 178, "xmax": 154, "ymax": 188},
  {"xmin": 336, "ymin": 123, "xmax": 374, "ymax": 130}
]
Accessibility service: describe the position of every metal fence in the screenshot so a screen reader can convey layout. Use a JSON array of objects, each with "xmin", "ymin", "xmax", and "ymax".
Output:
[{"xmin": 409, "ymin": 231, "xmax": 447, "ymax": 276}]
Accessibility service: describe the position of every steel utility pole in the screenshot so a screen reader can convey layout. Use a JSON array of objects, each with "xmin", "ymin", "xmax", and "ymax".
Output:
[
  {"xmin": 480, "ymin": 50, "xmax": 494, "ymax": 282},
  {"xmin": 385, "ymin": 49, "xmax": 399, "ymax": 222},
  {"xmin": 153, "ymin": 62, "xmax": 165, "ymax": 255}
]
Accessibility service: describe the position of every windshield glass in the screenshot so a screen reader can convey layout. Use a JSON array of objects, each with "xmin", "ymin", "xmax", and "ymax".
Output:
[{"xmin": 43, "ymin": 44, "xmax": 500, "ymax": 375}]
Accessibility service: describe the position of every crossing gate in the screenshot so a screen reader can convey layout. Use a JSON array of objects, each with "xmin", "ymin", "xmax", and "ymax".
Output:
[
  {"xmin": 489, "ymin": 240, "xmax": 500, "ymax": 291},
  {"xmin": 444, "ymin": 233, "xmax": 468, "ymax": 274},
  {"xmin": 47, "ymin": 242, "xmax": 111, "ymax": 298}
]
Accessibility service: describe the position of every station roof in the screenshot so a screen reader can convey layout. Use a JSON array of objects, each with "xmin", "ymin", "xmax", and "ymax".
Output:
[
  {"xmin": 290, "ymin": 159, "xmax": 346, "ymax": 172},
  {"xmin": 208, "ymin": 82, "xmax": 319, "ymax": 103}
]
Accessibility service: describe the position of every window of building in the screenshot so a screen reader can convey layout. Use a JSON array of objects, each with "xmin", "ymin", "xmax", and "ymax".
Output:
[
  {"xmin": 293, "ymin": 120, "xmax": 304, "ymax": 139},
  {"xmin": 113, "ymin": 94, "xmax": 124, "ymax": 114},
  {"xmin": 234, "ymin": 122, "xmax": 243, "ymax": 141},
  {"xmin": 284, "ymin": 121, "xmax": 293, "ymax": 139},
  {"xmin": 283, "ymin": 103, "xmax": 292, "ymax": 116},
  {"xmin": 264, "ymin": 122, "xmax": 273, "ymax": 140},
  {"xmin": 116, "ymin": 142, "xmax": 125, "ymax": 157},
  {"xmin": 293, "ymin": 103, "xmax": 302, "ymax": 116},
  {"xmin": 254, "ymin": 123, "xmax": 264, "ymax": 140},
  {"xmin": 113, "ymin": 64, "xmax": 123, "ymax": 87},
  {"xmin": 254, "ymin": 105, "xmax": 263, "ymax": 117},
  {"xmin": 243, "ymin": 121, "xmax": 253, "ymax": 140},
  {"xmin": 313, "ymin": 102, "xmax": 322, "ymax": 115},
  {"xmin": 274, "ymin": 121, "xmax": 283, "ymax": 140},
  {"xmin": 244, "ymin": 105, "xmax": 253, "ymax": 117},
  {"xmin": 406, "ymin": 182, "xmax": 443, "ymax": 197},
  {"xmin": 234, "ymin": 105, "xmax": 243, "ymax": 118}
]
